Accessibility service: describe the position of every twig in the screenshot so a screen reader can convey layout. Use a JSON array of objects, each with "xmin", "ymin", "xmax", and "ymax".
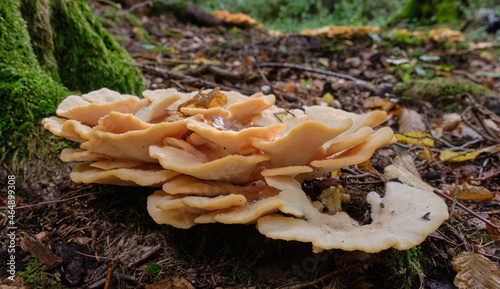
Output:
[
  {"xmin": 2, "ymin": 161, "xmax": 14, "ymax": 175},
  {"xmin": 277, "ymin": 262, "xmax": 370, "ymax": 289},
  {"xmin": 433, "ymin": 190, "xmax": 500, "ymax": 233},
  {"xmin": 0, "ymin": 192, "xmax": 98, "ymax": 210},
  {"xmin": 77, "ymin": 251, "xmax": 115, "ymax": 261},
  {"xmin": 114, "ymin": 0, "xmax": 154, "ymax": 16},
  {"xmin": 94, "ymin": 0, "xmax": 122, "ymax": 9},
  {"xmin": 207, "ymin": 65, "xmax": 243, "ymax": 79},
  {"xmin": 461, "ymin": 104, "xmax": 499, "ymax": 144},
  {"xmin": 450, "ymin": 173, "xmax": 459, "ymax": 217},
  {"xmin": 116, "ymin": 273, "xmax": 137, "ymax": 282},
  {"xmin": 88, "ymin": 278, "xmax": 107, "ymax": 289},
  {"xmin": 131, "ymin": 63, "xmax": 254, "ymax": 94},
  {"xmin": 104, "ymin": 267, "xmax": 113, "ymax": 289},
  {"xmin": 126, "ymin": 243, "xmax": 162, "ymax": 269},
  {"xmin": 258, "ymin": 62, "xmax": 377, "ymax": 91}
]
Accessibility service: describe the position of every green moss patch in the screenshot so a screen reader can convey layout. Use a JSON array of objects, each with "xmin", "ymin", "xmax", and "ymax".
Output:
[{"xmin": 393, "ymin": 77, "xmax": 494, "ymax": 110}]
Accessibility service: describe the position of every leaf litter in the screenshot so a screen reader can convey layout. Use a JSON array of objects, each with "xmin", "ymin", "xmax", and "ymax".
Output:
[{"xmin": 2, "ymin": 2, "xmax": 500, "ymax": 288}]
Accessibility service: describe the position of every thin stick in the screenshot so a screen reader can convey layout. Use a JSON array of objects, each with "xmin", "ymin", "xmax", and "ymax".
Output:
[
  {"xmin": 277, "ymin": 262, "xmax": 370, "ymax": 289},
  {"xmin": 433, "ymin": 190, "xmax": 500, "ymax": 233},
  {"xmin": 133, "ymin": 64, "xmax": 254, "ymax": 94},
  {"xmin": 104, "ymin": 267, "xmax": 113, "ymax": 289},
  {"xmin": 258, "ymin": 62, "xmax": 376, "ymax": 91},
  {"xmin": 0, "ymin": 192, "xmax": 99, "ymax": 210},
  {"xmin": 125, "ymin": 243, "xmax": 162, "ymax": 269}
]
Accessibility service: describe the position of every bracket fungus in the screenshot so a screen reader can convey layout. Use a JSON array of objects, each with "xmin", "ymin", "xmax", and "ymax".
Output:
[{"xmin": 43, "ymin": 87, "xmax": 448, "ymax": 253}]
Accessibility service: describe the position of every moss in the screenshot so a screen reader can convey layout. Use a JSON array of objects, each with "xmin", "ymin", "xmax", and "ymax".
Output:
[
  {"xmin": 0, "ymin": 0, "xmax": 69, "ymax": 160},
  {"xmin": 20, "ymin": 0, "xmax": 60, "ymax": 81},
  {"xmin": 435, "ymin": 0, "xmax": 460, "ymax": 23},
  {"xmin": 375, "ymin": 247, "xmax": 427, "ymax": 289},
  {"xmin": 1, "ymin": 0, "xmax": 145, "ymax": 161},
  {"xmin": 387, "ymin": 0, "xmax": 433, "ymax": 26},
  {"xmin": 393, "ymin": 77, "xmax": 493, "ymax": 109},
  {"xmin": 50, "ymin": 0, "xmax": 144, "ymax": 94},
  {"xmin": 17, "ymin": 258, "xmax": 69, "ymax": 289}
]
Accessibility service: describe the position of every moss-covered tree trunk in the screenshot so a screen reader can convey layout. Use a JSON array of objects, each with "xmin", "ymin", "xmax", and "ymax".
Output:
[{"xmin": 0, "ymin": 0, "xmax": 144, "ymax": 160}]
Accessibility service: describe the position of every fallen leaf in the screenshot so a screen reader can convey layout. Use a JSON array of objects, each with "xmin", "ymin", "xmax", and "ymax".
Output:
[
  {"xmin": 452, "ymin": 251, "xmax": 500, "ymax": 289},
  {"xmin": 439, "ymin": 145, "xmax": 500, "ymax": 162},
  {"xmin": 73, "ymin": 237, "xmax": 92, "ymax": 245},
  {"xmin": 444, "ymin": 183, "xmax": 494, "ymax": 201},
  {"xmin": 363, "ymin": 96, "xmax": 395, "ymax": 111},
  {"xmin": 398, "ymin": 108, "xmax": 426, "ymax": 133},
  {"xmin": 177, "ymin": 87, "xmax": 227, "ymax": 110},
  {"xmin": 393, "ymin": 154, "xmax": 421, "ymax": 180},
  {"xmin": 439, "ymin": 150, "xmax": 481, "ymax": 162},
  {"xmin": 395, "ymin": 131, "xmax": 434, "ymax": 147},
  {"xmin": 384, "ymin": 163, "xmax": 434, "ymax": 191},
  {"xmin": 146, "ymin": 276, "xmax": 195, "ymax": 289}
]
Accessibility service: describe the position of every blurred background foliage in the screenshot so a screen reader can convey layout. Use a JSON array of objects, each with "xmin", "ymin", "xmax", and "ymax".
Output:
[{"xmin": 190, "ymin": 0, "xmax": 498, "ymax": 32}]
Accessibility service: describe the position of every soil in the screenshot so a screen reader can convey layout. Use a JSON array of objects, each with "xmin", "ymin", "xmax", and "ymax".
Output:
[{"xmin": 1, "ymin": 4, "xmax": 500, "ymax": 289}]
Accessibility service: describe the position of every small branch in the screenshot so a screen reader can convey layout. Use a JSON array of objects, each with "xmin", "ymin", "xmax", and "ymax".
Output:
[
  {"xmin": 126, "ymin": 243, "xmax": 162, "ymax": 269},
  {"xmin": 277, "ymin": 261, "xmax": 371, "ymax": 289},
  {"xmin": 258, "ymin": 62, "xmax": 377, "ymax": 92},
  {"xmin": 433, "ymin": 190, "xmax": 500, "ymax": 233},
  {"xmin": 0, "ymin": 191, "xmax": 98, "ymax": 210},
  {"xmin": 132, "ymin": 64, "xmax": 254, "ymax": 94},
  {"xmin": 104, "ymin": 267, "xmax": 113, "ymax": 289}
]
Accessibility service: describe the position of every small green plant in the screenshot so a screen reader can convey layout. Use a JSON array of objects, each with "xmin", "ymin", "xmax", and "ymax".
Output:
[
  {"xmin": 147, "ymin": 263, "xmax": 163, "ymax": 275},
  {"xmin": 17, "ymin": 258, "xmax": 68, "ymax": 289},
  {"xmin": 469, "ymin": 230, "xmax": 492, "ymax": 244}
]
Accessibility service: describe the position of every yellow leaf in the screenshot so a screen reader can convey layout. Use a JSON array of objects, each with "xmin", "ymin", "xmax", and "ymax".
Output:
[
  {"xmin": 452, "ymin": 252, "xmax": 500, "ymax": 289},
  {"xmin": 445, "ymin": 183, "xmax": 493, "ymax": 201},
  {"xmin": 395, "ymin": 131, "xmax": 434, "ymax": 147},
  {"xmin": 439, "ymin": 145, "xmax": 500, "ymax": 162},
  {"xmin": 322, "ymin": 92, "xmax": 334, "ymax": 105},
  {"xmin": 439, "ymin": 150, "xmax": 481, "ymax": 162}
]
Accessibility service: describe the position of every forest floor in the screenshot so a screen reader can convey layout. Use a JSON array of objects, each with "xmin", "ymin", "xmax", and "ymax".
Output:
[{"xmin": 2, "ymin": 4, "xmax": 500, "ymax": 289}]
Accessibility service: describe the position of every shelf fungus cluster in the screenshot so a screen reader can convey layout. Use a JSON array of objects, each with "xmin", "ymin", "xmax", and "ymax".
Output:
[{"xmin": 43, "ymin": 87, "xmax": 448, "ymax": 253}]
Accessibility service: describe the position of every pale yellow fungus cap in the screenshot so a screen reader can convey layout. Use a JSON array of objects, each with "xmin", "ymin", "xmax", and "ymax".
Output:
[{"xmin": 44, "ymin": 87, "xmax": 447, "ymax": 253}]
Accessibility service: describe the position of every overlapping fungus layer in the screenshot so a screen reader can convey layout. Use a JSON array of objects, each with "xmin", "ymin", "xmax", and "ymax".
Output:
[{"xmin": 43, "ymin": 87, "xmax": 448, "ymax": 252}]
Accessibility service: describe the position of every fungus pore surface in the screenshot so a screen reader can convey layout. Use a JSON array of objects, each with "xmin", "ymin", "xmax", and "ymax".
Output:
[{"xmin": 43, "ymin": 88, "xmax": 448, "ymax": 252}]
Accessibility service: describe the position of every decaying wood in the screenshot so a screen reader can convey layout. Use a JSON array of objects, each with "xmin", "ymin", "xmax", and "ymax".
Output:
[{"xmin": 20, "ymin": 236, "xmax": 62, "ymax": 269}]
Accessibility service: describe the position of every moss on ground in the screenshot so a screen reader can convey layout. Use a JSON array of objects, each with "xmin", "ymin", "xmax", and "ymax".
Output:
[
  {"xmin": 374, "ymin": 247, "xmax": 427, "ymax": 289},
  {"xmin": 393, "ymin": 77, "xmax": 493, "ymax": 110},
  {"xmin": 17, "ymin": 258, "xmax": 69, "ymax": 289},
  {"xmin": 1, "ymin": 0, "xmax": 145, "ymax": 162}
]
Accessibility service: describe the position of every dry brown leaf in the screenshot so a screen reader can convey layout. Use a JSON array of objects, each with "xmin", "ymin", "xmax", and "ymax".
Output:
[
  {"xmin": 452, "ymin": 251, "xmax": 500, "ymax": 289},
  {"xmin": 146, "ymin": 276, "xmax": 195, "ymax": 289},
  {"xmin": 384, "ymin": 163, "xmax": 434, "ymax": 191},
  {"xmin": 177, "ymin": 87, "xmax": 227, "ymax": 111},
  {"xmin": 445, "ymin": 183, "xmax": 494, "ymax": 201},
  {"xmin": 363, "ymin": 96, "xmax": 395, "ymax": 111},
  {"xmin": 398, "ymin": 108, "xmax": 426, "ymax": 133},
  {"xmin": 393, "ymin": 154, "xmax": 421, "ymax": 180}
]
